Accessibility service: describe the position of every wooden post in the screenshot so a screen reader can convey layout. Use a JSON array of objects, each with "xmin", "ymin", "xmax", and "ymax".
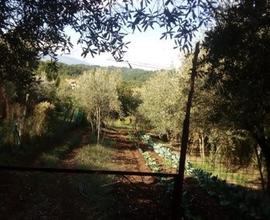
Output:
[{"xmin": 172, "ymin": 42, "xmax": 200, "ymax": 220}]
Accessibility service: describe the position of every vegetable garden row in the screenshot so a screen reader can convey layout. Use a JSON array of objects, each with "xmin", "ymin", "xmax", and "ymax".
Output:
[{"xmin": 137, "ymin": 134, "xmax": 270, "ymax": 220}]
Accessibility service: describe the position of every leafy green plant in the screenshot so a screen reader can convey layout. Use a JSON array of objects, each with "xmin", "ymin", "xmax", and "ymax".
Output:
[
  {"xmin": 138, "ymin": 148, "xmax": 161, "ymax": 173},
  {"xmin": 186, "ymin": 162, "xmax": 270, "ymax": 220},
  {"xmin": 141, "ymin": 134, "xmax": 179, "ymax": 168}
]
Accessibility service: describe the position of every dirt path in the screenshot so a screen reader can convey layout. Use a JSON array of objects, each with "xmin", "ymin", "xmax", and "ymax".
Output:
[
  {"xmin": 57, "ymin": 128, "xmax": 155, "ymax": 184},
  {"xmin": 50, "ymin": 127, "xmax": 171, "ymax": 219},
  {"xmin": 0, "ymin": 126, "xmax": 235, "ymax": 219},
  {"xmin": 58, "ymin": 130, "xmax": 90, "ymax": 168},
  {"xmin": 104, "ymin": 129, "xmax": 154, "ymax": 182}
]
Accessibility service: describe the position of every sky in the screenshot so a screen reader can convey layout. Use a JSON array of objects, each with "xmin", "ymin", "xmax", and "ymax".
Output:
[{"xmin": 63, "ymin": 27, "xmax": 184, "ymax": 71}]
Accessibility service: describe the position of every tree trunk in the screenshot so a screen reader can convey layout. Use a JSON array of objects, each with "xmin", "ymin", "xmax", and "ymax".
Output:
[
  {"xmin": 96, "ymin": 107, "xmax": 101, "ymax": 144},
  {"xmin": 0, "ymin": 85, "xmax": 10, "ymax": 120},
  {"xmin": 254, "ymin": 144, "xmax": 265, "ymax": 190},
  {"xmin": 172, "ymin": 42, "xmax": 200, "ymax": 220},
  {"xmin": 90, "ymin": 119, "xmax": 94, "ymax": 133},
  {"xmin": 255, "ymin": 133, "xmax": 270, "ymax": 194},
  {"xmin": 261, "ymin": 145, "xmax": 270, "ymax": 194},
  {"xmin": 199, "ymin": 133, "xmax": 205, "ymax": 162},
  {"xmin": 259, "ymin": 145, "xmax": 270, "ymax": 193},
  {"xmin": 20, "ymin": 93, "xmax": 29, "ymax": 141},
  {"xmin": 69, "ymin": 108, "xmax": 76, "ymax": 124}
]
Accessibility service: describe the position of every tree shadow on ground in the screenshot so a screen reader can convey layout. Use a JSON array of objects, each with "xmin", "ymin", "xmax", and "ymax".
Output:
[
  {"xmin": 1, "ymin": 167, "xmax": 268, "ymax": 219},
  {"xmin": 0, "ymin": 126, "xmax": 88, "ymax": 167},
  {"xmin": 0, "ymin": 171, "xmax": 173, "ymax": 220}
]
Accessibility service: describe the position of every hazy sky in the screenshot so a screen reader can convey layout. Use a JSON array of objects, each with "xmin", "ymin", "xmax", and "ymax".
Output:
[{"xmin": 64, "ymin": 27, "xmax": 184, "ymax": 70}]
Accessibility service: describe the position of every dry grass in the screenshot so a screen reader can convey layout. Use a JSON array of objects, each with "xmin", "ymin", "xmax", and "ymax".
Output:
[{"xmin": 74, "ymin": 144, "xmax": 117, "ymax": 170}]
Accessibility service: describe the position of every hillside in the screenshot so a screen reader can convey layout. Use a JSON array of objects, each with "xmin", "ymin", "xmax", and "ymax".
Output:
[{"xmin": 38, "ymin": 61, "xmax": 155, "ymax": 85}]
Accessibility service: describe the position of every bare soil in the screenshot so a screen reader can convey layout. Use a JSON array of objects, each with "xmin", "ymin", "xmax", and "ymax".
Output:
[{"xmin": 0, "ymin": 127, "xmax": 232, "ymax": 220}]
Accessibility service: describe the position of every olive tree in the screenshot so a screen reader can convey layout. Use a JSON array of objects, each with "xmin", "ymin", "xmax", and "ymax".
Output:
[
  {"xmin": 139, "ymin": 70, "xmax": 188, "ymax": 141},
  {"xmin": 74, "ymin": 69, "xmax": 120, "ymax": 143}
]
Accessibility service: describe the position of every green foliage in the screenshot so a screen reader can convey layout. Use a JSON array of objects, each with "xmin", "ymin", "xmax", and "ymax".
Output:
[
  {"xmin": 203, "ymin": 3, "xmax": 270, "ymax": 132},
  {"xmin": 0, "ymin": 0, "xmax": 219, "ymax": 113},
  {"xmin": 138, "ymin": 70, "xmax": 187, "ymax": 138},
  {"xmin": 109, "ymin": 117, "xmax": 134, "ymax": 129},
  {"xmin": 207, "ymin": 129, "xmax": 255, "ymax": 167},
  {"xmin": 187, "ymin": 162, "xmax": 270, "ymax": 219},
  {"xmin": 1, "ymin": 0, "xmax": 219, "ymax": 62},
  {"xmin": 36, "ymin": 61, "xmax": 98, "ymax": 77},
  {"xmin": 74, "ymin": 68, "xmax": 120, "ymax": 122},
  {"xmin": 37, "ymin": 61, "xmax": 154, "ymax": 86},
  {"xmin": 0, "ymin": 61, "xmax": 85, "ymax": 148},
  {"xmin": 1, "ymin": 1, "xmax": 130, "ymax": 61},
  {"xmin": 117, "ymin": 81, "xmax": 142, "ymax": 116},
  {"xmin": 202, "ymin": 2, "xmax": 270, "ymax": 189},
  {"xmin": 113, "ymin": 67, "xmax": 154, "ymax": 86},
  {"xmin": 0, "ymin": 31, "xmax": 39, "ymax": 100},
  {"xmin": 0, "ymin": 120, "xmax": 14, "ymax": 147},
  {"xmin": 26, "ymin": 101, "xmax": 55, "ymax": 137},
  {"xmin": 141, "ymin": 134, "xmax": 179, "ymax": 168},
  {"xmin": 140, "ymin": 150, "xmax": 161, "ymax": 173},
  {"xmin": 39, "ymin": 132, "xmax": 82, "ymax": 167}
]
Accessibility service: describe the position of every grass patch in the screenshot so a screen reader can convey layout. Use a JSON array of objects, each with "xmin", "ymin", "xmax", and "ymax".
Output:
[
  {"xmin": 70, "ymin": 142, "xmax": 119, "ymax": 218},
  {"xmin": 38, "ymin": 131, "xmax": 82, "ymax": 167},
  {"xmin": 39, "ymin": 154, "xmax": 60, "ymax": 167},
  {"xmin": 74, "ymin": 144, "xmax": 117, "ymax": 170},
  {"xmin": 108, "ymin": 117, "xmax": 134, "ymax": 129},
  {"xmin": 34, "ymin": 132, "xmax": 120, "ymax": 218}
]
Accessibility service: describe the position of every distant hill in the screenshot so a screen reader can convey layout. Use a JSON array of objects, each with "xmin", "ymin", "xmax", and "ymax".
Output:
[
  {"xmin": 42, "ymin": 55, "xmax": 91, "ymax": 65},
  {"xmin": 38, "ymin": 60, "xmax": 155, "ymax": 85},
  {"xmin": 106, "ymin": 66, "xmax": 155, "ymax": 85}
]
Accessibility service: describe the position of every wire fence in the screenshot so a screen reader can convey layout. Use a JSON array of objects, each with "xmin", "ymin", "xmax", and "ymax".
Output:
[
  {"xmin": 140, "ymin": 134, "xmax": 265, "ymax": 190},
  {"xmin": 186, "ymin": 152, "xmax": 265, "ymax": 189}
]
